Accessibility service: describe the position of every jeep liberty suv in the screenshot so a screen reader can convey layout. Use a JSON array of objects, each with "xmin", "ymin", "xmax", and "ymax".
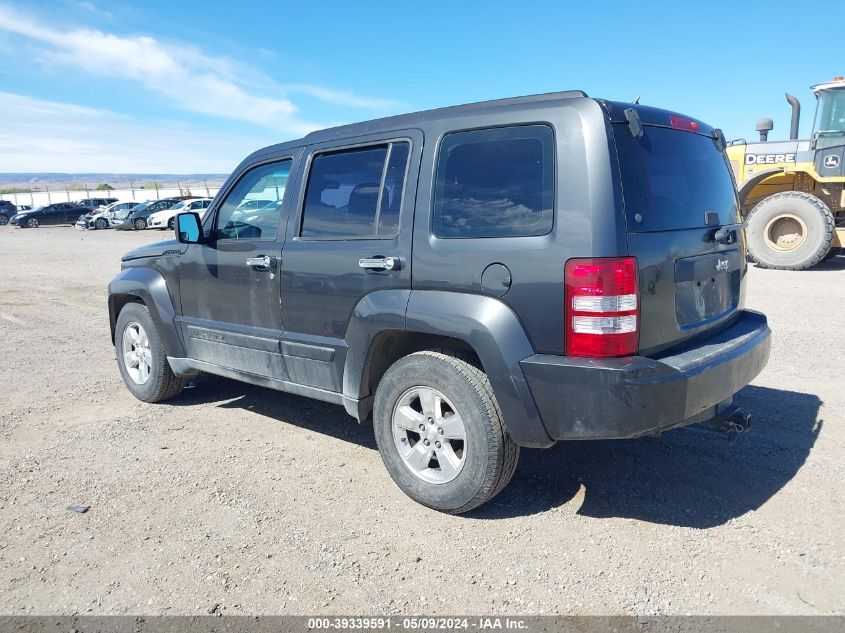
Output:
[{"xmin": 108, "ymin": 91, "xmax": 771, "ymax": 513}]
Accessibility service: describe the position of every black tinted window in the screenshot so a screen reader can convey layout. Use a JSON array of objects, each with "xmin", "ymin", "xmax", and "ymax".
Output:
[
  {"xmin": 433, "ymin": 125, "xmax": 554, "ymax": 238},
  {"xmin": 612, "ymin": 125, "xmax": 739, "ymax": 232},
  {"xmin": 300, "ymin": 142, "xmax": 409, "ymax": 239}
]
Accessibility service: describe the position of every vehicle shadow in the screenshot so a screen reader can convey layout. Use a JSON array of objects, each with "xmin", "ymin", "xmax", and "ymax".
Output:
[
  {"xmin": 169, "ymin": 380, "xmax": 821, "ymax": 528},
  {"xmin": 472, "ymin": 384, "xmax": 822, "ymax": 526},
  {"xmin": 172, "ymin": 374, "xmax": 378, "ymax": 450}
]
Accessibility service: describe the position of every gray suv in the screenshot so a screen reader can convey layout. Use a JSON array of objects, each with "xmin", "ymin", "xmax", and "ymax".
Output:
[{"xmin": 108, "ymin": 91, "xmax": 771, "ymax": 513}]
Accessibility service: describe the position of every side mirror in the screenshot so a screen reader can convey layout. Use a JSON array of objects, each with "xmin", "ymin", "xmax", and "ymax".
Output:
[{"xmin": 176, "ymin": 212, "xmax": 203, "ymax": 244}]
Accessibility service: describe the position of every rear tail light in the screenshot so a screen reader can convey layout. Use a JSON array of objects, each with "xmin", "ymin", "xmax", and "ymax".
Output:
[
  {"xmin": 669, "ymin": 115, "xmax": 700, "ymax": 132},
  {"xmin": 565, "ymin": 257, "xmax": 639, "ymax": 357}
]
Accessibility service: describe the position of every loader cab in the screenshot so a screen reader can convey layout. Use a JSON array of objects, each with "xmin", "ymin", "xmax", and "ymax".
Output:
[
  {"xmin": 812, "ymin": 78, "xmax": 845, "ymax": 135},
  {"xmin": 811, "ymin": 79, "xmax": 845, "ymax": 177}
]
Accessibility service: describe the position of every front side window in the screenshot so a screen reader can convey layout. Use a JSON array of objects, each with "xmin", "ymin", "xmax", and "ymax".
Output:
[
  {"xmin": 215, "ymin": 159, "xmax": 292, "ymax": 240},
  {"xmin": 300, "ymin": 141, "xmax": 410, "ymax": 239},
  {"xmin": 433, "ymin": 125, "xmax": 555, "ymax": 238}
]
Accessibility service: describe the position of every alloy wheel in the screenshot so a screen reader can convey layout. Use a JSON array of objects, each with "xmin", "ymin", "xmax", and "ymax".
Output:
[
  {"xmin": 122, "ymin": 322, "xmax": 153, "ymax": 384},
  {"xmin": 391, "ymin": 386, "xmax": 467, "ymax": 484}
]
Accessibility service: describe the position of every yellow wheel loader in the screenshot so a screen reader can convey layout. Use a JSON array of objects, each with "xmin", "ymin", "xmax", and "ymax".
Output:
[{"xmin": 726, "ymin": 76, "xmax": 845, "ymax": 269}]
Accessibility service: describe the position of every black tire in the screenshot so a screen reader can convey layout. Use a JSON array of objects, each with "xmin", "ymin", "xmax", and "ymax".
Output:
[
  {"xmin": 746, "ymin": 192, "xmax": 835, "ymax": 270},
  {"xmin": 0, "ymin": 214, "xmax": 8, "ymax": 226},
  {"xmin": 115, "ymin": 302, "xmax": 185, "ymax": 403},
  {"xmin": 134, "ymin": 217, "xmax": 147, "ymax": 230},
  {"xmin": 167, "ymin": 217, "xmax": 175, "ymax": 230},
  {"xmin": 95, "ymin": 217, "xmax": 108, "ymax": 230},
  {"xmin": 373, "ymin": 350, "xmax": 520, "ymax": 514},
  {"xmin": 26, "ymin": 217, "xmax": 39, "ymax": 228}
]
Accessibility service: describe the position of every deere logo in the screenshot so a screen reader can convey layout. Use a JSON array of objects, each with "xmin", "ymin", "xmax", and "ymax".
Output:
[
  {"xmin": 745, "ymin": 153, "xmax": 797, "ymax": 165},
  {"xmin": 823, "ymin": 155, "xmax": 841, "ymax": 168}
]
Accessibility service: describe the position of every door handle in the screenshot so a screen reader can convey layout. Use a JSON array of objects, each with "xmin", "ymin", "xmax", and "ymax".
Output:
[
  {"xmin": 245, "ymin": 255, "xmax": 277, "ymax": 269},
  {"xmin": 358, "ymin": 256, "xmax": 401, "ymax": 271}
]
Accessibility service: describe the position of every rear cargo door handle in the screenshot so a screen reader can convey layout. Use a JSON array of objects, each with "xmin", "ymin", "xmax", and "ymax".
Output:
[
  {"xmin": 246, "ymin": 255, "xmax": 277, "ymax": 269},
  {"xmin": 358, "ymin": 256, "xmax": 401, "ymax": 271}
]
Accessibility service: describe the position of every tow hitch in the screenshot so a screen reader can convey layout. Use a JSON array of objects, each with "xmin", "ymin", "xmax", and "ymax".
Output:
[{"xmin": 710, "ymin": 404, "xmax": 752, "ymax": 434}]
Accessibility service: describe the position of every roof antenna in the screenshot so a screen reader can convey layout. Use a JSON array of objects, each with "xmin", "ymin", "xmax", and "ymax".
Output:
[{"xmin": 632, "ymin": 94, "xmax": 640, "ymax": 104}]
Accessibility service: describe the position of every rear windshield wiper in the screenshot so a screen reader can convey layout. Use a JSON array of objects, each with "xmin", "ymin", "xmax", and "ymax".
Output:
[{"xmin": 711, "ymin": 222, "xmax": 747, "ymax": 245}]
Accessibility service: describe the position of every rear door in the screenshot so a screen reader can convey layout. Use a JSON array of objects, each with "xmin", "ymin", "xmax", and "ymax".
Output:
[
  {"xmin": 63, "ymin": 204, "xmax": 83, "ymax": 223},
  {"xmin": 279, "ymin": 130, "xmax": 421, "ymax": 393},
  {"xmin": 612, "ymin": 120, "xmax": 745, "ymax": 355}
]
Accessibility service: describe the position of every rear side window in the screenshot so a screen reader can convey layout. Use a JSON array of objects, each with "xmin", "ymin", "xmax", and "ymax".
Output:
[
  {"xmin": 300, "ymin": 141, "xmax": 410, "ymax": 239},
  {"xmin": 613, "ymin": 125, "xmax": 739, "ymax": 232},
  {"xmin": 432, "ymin": 125, "xmax": 554, "ymax": 238}
]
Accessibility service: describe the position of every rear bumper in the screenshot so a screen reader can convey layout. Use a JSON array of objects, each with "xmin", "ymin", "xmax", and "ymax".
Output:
[{"xmin": 520, "ymin": 310, "xmax": 771, "ymax": 440}]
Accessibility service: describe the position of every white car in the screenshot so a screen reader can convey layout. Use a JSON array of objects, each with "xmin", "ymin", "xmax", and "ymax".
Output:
[
  {"xmin": 147, "ymin": 198, "xmax": 213, "ymax": 230},
  {"xmin": 79, "ymin": 201, "xmax": 142, "ymax": 230}
]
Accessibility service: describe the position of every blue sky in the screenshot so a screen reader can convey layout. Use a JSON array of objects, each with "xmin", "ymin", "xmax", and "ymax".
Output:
[{"xmin": 0, "ymin": 0, "xmax": 841, "ymax": 173}]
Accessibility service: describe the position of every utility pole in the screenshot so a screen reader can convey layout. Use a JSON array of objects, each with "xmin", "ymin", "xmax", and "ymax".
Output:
[
  {"xmin": 46, "ymin": 184, "xmax": 51, "ymax": 204},
  {"xmin": 204, "ymin": 180, "xmax": 210, "ymax": 197}
]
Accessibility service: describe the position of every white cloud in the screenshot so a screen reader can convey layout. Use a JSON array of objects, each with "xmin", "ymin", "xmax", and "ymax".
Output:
[
  {"xmin": 0, "ymin": 3, "xmax": 404, "ymax": 135},
  {"xmin": 0, "ymin": 92, "xmax": 265, "ymax": 172}
]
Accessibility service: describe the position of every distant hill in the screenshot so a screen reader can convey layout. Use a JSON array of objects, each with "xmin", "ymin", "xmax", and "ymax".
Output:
[{"xmin": 0, "ymin": 173, "xmax": 230, "ymax": 190}]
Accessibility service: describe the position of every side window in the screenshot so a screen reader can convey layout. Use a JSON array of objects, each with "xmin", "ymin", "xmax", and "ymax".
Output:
[
  {"xmin": 300, "ymin": 141, "xmax": 410, "ymax": 239},
  {"xmin": 432, "ymin": 125, "xmax": 554, "ymax": 238},
  {"xmin": 215, "ymin": 159, "xmax": 292, "ymax": 240}
]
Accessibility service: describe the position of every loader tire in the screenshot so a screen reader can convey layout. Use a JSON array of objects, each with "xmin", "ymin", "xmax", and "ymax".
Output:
[{"xmin": 746, "ymin": 192, "xmax": 834, "ymax": 270}]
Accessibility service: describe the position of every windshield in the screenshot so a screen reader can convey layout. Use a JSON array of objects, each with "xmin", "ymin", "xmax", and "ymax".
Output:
[
  {"xmin": 814, "ymin": 88, "xmax": 845, "ymax": 133},
  {"xmin": 613, "ymin": 125, "xmax": 739, "ymax": 232}
]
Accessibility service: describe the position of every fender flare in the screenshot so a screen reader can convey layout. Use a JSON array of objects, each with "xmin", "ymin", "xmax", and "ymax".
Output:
[
  {"xmin": 108, "ymin": 267, "xmax": 185, "ymax": 357},
  {"xmin": 343, "ymin": 289, "xmax": 553, "ymax": 448},
  {"xmin": 737, "ymin": 168, "xmax": 784, "ymax": 208}
]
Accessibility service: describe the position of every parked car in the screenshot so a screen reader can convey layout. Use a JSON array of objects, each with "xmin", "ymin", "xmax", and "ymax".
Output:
[
  {"xmin": 11, "ymin": 202, "xmax": 91, "ymax": 227},
  {"xmin": 108, "ymin": 90, "xmax": 771, "ymax": 513},
  {"xmin": 76, "ymin": 201, "xmax": 141, "ymax": 230},
  {"xmin": 148, "ymin": 198, "xmax": 212, "ymax": 230},
  {"xmin": 115, "ymin": 198, "xmax": 196, "ymax": 230},
  {"xmin": 75, "ymin": 197, "xmax": 119, "ymax": 209},
  {"xmin": 0, "ymin": 200, "xmax": 17, "ymax": 225}
]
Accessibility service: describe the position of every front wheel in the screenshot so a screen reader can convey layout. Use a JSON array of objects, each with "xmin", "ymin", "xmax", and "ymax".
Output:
[
  {"xmin": 95, "ymin": 217, "xmax": 108, "ymax": 229},
  {"xmin": 746, "ymin": 192, "xmax": 835, "ymax": 270},
  {"xmin": 373, "ymin": 350, "xmax": 519, "ymax": 514},
  {"xmin": 133, "ymin": 217, "xmax": 147, "ymax": 230},
  {"xmin": 0, "ymin": 214, "xmax": 8, "ymax": 226},
  {"xmin": 26, "ymin": 217, "xmax": 39, "ymax": 228},
  {"xmin": 167, "ymin": 217, "xmax": 176, "ymax": 230},
  {"xmin": 115, "ymin": 302, "xmax": 185, "ymax": 402}
]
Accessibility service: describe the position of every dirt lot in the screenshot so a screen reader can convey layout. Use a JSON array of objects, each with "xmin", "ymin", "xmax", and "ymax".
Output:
[{"xmin": 0, "ymin": 226, "xmax": 842, "ymax": 616}]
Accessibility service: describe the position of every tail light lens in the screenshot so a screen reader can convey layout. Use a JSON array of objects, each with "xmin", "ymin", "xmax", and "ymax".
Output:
[
  {"xmin": 669, "ymin": 115, "xmax": 700, "ymax": 132},
  {"xmin": 565, "ymin": 257, "xmax": 639, "ymax": 357}
]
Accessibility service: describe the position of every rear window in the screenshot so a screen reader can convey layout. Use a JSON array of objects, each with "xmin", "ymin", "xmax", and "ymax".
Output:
[
  {"xmin": 432, "ymin": 125, "xmax": 554, "ymax": 238},
  {"xmin": 613, "ymin": 125, "xmax": 739, "ymax": 232}
]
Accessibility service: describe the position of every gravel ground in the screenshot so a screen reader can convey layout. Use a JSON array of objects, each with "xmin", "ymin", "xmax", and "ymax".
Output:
[{"xmin": 0, "ymin": 226, "xmax": 843, "ymax": 616}]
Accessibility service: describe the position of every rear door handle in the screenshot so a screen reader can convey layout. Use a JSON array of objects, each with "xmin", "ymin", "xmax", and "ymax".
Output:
[
  {"xmin": 358, "ymin": 256, "xmax": 401, "ymax": 271},
  {"xmin": 246, "ymin": 255, "xmax": 277, "ymax": 269}
]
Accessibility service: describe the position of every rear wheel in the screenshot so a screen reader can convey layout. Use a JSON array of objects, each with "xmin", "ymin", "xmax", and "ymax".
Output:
[
  {"xmin": 746, "ymin": 192, "xmax": 834, "ymax": 270},
  {"xmin": 134, "ymin": 217, "xmax": 147, "ymax": 230},
  {"xmin": 115, "ymin": 302, "xmax": 185, "ymax": 402},
  {"xmin": 95, "ymin": 217, "xmax": 108, "ymax": 229},
  {"xmin": 373, "ymin": 350, "xmax": 519, "ymax": 514}
]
